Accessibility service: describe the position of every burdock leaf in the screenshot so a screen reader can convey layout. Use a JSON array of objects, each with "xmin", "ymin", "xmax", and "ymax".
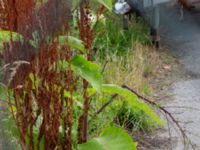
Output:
[
  {"xmin": 97, "ymin": 0, "xmax": 113, "ymax": 11},
  {"xmin": 59, "ymin": 36, "xmax": 85, "ymax": 52},
  {"xmin": 78, "ymin": 127, "xmax": 137, "ymax": 150},
  {"xmin": 71, "ymin": 56, "xmax": 102, "ymax": 92}
]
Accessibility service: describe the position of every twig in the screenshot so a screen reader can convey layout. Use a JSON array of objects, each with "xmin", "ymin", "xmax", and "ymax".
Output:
[
  {"xmin": 92, "ymin": 94, "xmax": 118, "ymax": 119},
  {"xmin": 166, "ymin": 114, "xmax": 173, "ymax": 150},
  {"xmin": 153, "ymin": 94, "xmax": 174, "ymax": 102},
  {"xmin": 101, "ymin": 60, "xmax": 108, "ymax": 74},
  {"xmin": 121, "ymin": 84, "xmax": 196, "ymax": 150},
  {"xmin": 164, "ymin": 106, "xmax": 200, "ymax": 112}
]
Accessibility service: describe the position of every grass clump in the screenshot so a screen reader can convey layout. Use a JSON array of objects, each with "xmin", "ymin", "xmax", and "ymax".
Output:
[
  {"xmin": 90, "ymin": 10, "xmax": 163, "ymax": 133},
  {"xmin": 116, "ymin": 103, "xmax": 160, "ymax": 132},
  {"xmin": 93, "ymin": 15, "xmax": 150, "ymax": 59},
  {"xmin": 100, "ymin": 44, "xmax": 163, "ymax": 132},
  {"xmin": 102, "ymin": 43, "xmax": 161, "ymax": 93}
]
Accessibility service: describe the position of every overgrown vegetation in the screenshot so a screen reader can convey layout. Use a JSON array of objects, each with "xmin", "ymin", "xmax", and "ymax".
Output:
[
  {"xmin": 0, "ymin": 0, "xmax": 163, "ymax": 150},
  {"xmin": 93, "ymin": 15, "xmax": 150, "ymax": 58}
]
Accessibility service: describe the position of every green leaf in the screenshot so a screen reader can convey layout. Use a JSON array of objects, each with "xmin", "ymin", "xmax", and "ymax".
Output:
[
  {"xmin": 57, "ymin": 60, "xmax": 69, "ymax": 72},
  {"xmin": 57, "ymin": 57, "xmax": 103, "ymax": 92},
  {"xmin": 1, "ymin": 117, "xmax": 20, "ymax": 148},
  {"xmin": 102, "ymin": 84, "xmax": 163, "ymax": 126},
  {"xmin": 87, "ymin": 88, "xmax": 97, "ymax": 97},
  {"xmin": 96, "ymin": 0, "xmax": 113, "ymax": 11},
  {"xmin": 0, "ymin": 85, "xmax": 6, "ymax": 100},
  {"xmin": 28, "ymin": 73, "xmax": 40, "ymax": 90},
  {"xmin": 59, "ymin": 36, "xmax": 85, "ymax": 52},
  {"xmin": 72, "ymin": 0, "xmax": 81, "ymax": 10},
  {"xmin": 0, "ymin": 30, "xmax": 24, "ymax": 50},
  {"xmin": 63, "ymin": 90, "xmax": 83, "ymax": 107},
  {"xmin": 78, "ymin": 127, "xmax": 136, "ymax": 150},
  {"xmin": 71, "ymin": 56, "xmax": 102, "ymax": 92}
]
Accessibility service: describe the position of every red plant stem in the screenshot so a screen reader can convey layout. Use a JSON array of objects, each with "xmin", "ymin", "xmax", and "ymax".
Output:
[
  {"xmin": 64, "ymin": 45, "xmax": 74, "ymax": 150},
  {"xmin": 2, "ymin": 0, "xmax": 72, "ymax": 149},
  {"xmin": 83, "ymin": 80, "xmax": 89, "ymax": 141},
  {"xmin": 77, "ymin": 80, "xmax": 89, "ymax": 144},
  {"xmin": 10, "ymin": 0, "xmax": 18, "ymax": 31},
  {"xmin": 77, "ymin": 1, "xmax": 93, "ymax": 144},
  {"xmin": 66, "ymin": 71, "xmax": 73, "ymax": 150}
]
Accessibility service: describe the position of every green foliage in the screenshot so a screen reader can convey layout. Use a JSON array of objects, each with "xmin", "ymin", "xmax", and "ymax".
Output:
[
  {"xmin": 88, "ymin": 95, "xmax": 120, "ymax": 136},
  {"xmin": 71, "ymin": 56, "xmax": 103, "ymax": 92},
  {"xmin": 117, "ymin": 103, "xmax": 159, "ymax": 131},
  {"xmin": 0, "ymin": 1, "xmax": 163, "ymax": 149},
  {"xmin": 59, "ymin": 36, "xmax": 85, "ymax": 52},
  {"xmin": 102, "ymin": 84, "xmax": 163, "ymax": 126},
  {"xmin": 96, "ymin": 0, "xmax": 113, "ymax": 11},
  {"xmin": 0, "ymin": 116, "xmax": 20, "ymax": 150},
  {"xmin": 0, "ymin": 86, "xmax": 6, "ymax": 100},
  {"xmin": 0, "ymin": 30, "xmax": 38, "ymax": 49},
  {"xmin": 78, "ymin": 127, "xmax": 137, "ymax": 150},
  {"xmin": 0, "ymin": 31, "xmax": 24, "ymax": 50},
  {"xmin": 93, "ymin": 16, "xmax": 150, "ymax": 58},
  {"xmin": 57, "ymin": 55, "xmax": 103, "ymax": 92},
  {"xmin": 0, "ymin": 86, "xmax": 20, "ymax": 150},
  {"xmin": 72, "ymin": 0, "xmax": 81, "ymax": 10}
]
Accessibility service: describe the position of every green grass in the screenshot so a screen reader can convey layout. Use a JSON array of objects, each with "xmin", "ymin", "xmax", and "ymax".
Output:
[
  {"xmin": 0, "ymin": 115, "xmax": 20, "ymax": 150},
  {"xmin": 93, "ymin": 14, "xmax": 151, "ymax": 59},
  {"xmin": 116, "ymin": 102, "xmax": 160, "ymax": 132},
  {"xmin": 89, "ymin": 94, "xmax": 162, "ymax": 136},
  {"xmin": 90, "ymin": 14, "xmax": 162, "ymax": 133}
]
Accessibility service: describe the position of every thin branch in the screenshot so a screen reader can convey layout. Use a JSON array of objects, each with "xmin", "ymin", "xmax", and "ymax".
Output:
[
  {"xmin": 101, "ymin": 60, "xmax": 108, "ymax": 74},
  {"xmin": 121, "ymin": 84, "xmax": 196, "ymax": 150},
  {"xmin": 92, "ymin": 94, "xmax": 118, "ymax": 119},
  {"xmin": 163, "ymin": 106, "xmax": 200, "ymax": 112}
]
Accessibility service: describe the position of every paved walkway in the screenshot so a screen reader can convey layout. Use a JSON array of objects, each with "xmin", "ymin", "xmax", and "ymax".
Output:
[{"xmin": 159, "ymin": 2, "xmax": 200, "ymax": 149}]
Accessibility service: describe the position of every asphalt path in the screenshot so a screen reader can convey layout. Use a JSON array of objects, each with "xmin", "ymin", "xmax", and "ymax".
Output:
[{"xmin": 159, "ymin": 2, "xmax": 200, "ymax": 149}]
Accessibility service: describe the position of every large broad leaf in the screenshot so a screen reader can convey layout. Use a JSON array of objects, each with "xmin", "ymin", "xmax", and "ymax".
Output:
[
  {"xmin": 102, "ymin": 84, "xmax": 163, "ymax": 126},
  {"xmin": 78, "ymin": 127, "xmax": 137, "ymax": 150},
  {"xmin": 0, "ymin": 31, "xmax": 24, "ymax": 50},
  {"xmin": 59, "ymin": 36, "xmax": 85, "ymax": 53},
  {"xmin": 97, "ymin": 0, "xmax": 113, "ymax": 11},
  {"xmin": 71, "ymin": 56, "xmax": 102, "ymax": 92}
]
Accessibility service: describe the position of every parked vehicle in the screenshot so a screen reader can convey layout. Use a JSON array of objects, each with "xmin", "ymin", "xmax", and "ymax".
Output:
[
  {"xmin": 114, "ymin": 0, "xmax": 170, "ymax": 48},
  {"xmin": 178, "ymin": 0, "xmax": 200, "ymax": 9}
]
